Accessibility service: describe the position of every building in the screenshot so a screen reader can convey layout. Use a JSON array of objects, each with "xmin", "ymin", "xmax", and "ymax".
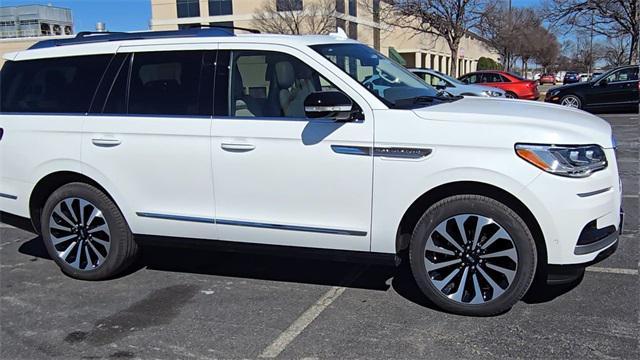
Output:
[
  {"xmin": 150, "ymin": 0, "xmax": 499, "ymax": 77},
  {"xmin": 0, "ymin": 4, "xmax": 74, "ymax": 66},
  {"xmin": 0, "ymin": 4, "xmax": 73, "ymax": 38}
]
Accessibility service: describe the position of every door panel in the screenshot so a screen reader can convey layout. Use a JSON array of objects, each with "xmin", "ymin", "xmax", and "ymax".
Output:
[
  {"xmin": 211, "ymin": 46, "xmax": 374, "ymax": 251},
  {"xmin": 82, "ymin": 49, "xmax": 217, "ymax": 240}
]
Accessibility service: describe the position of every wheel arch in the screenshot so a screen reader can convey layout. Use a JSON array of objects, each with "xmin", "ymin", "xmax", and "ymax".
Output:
[
  {"xmin": 29, "ymin": 171, "xmax": 117, "ymax": 234},
  {"xmin": 395, "ymin": 181, "xmax": 547, "ymax": 266}
]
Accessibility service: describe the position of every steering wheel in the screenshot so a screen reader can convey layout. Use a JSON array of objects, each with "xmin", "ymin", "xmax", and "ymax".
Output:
[{"xmin": 378, "ymin": 69, "xmax": 398, "ymax": 83}]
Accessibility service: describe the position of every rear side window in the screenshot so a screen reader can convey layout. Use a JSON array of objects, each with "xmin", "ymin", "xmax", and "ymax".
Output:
[
  {"xmin": 0, "ymin": 55, "xmax": 111, "ymax": 113},
  {"xmin": 101, "ymin": 50, "xmax": 213, "ymax": 116}
]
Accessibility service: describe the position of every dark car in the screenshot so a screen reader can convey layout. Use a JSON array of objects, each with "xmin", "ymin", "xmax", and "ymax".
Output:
[
  {"xmin": 545, "ymin": 65, "xmax": 639, "ymax": 113},
  {"xmin": 563, "ymin": 72, "xmax": 580, "ymax": 84}
]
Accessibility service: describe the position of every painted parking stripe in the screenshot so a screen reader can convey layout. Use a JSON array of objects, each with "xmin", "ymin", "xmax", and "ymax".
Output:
[
  {"xmin": 259, "ymin": 286, "xmax": 347, "ymax": 358},
  {"xmin": 259, "ymin": 267, "xmax": 365, "ymax": 358},
  {"xmin": 586, "ymin": 267, "xmax": 638, "ymax": 275},
  {"xmin": 622, "ymin": 194, "xmax": 639, "ymax": 198}
]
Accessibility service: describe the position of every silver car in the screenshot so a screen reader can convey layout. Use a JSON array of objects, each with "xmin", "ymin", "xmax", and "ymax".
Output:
[{"xmin": 410, "ymin": 68, "xmax": 505, "ymax": 97}]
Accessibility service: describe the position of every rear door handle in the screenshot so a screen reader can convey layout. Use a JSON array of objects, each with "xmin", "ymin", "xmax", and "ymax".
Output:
[
  {"xmin": 92, "ymin": 138, "xmax": 121, "ymax": 147},
  {"xmin": 221, "ymin": 143, "xmax": 255, "ymax": 152}
]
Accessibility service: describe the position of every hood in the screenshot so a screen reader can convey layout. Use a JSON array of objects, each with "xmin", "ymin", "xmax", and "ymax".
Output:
[{"xmin": 412, "ymin": 97, "xmax": 613, "ymax": 148}]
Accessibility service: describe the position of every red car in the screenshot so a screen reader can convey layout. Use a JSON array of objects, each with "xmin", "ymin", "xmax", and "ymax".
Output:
[
  {"xmin": 539, "ymin": 73, "xmax": 556, "ymax": 85},
  {"xmin": 458, "ymin": 71, "xmax": 540, "ymax": 100}
]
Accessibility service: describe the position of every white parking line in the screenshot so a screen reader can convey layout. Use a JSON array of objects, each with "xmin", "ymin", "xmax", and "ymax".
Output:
[
  {"xmin": 586, "ymin": 267, "xmax": 638, "ymax": 275},
  {"xmin": 259, "ymin": 286, "xmax": 347, "ymax": 358},
  {"xmin": 622, "ymin": 194, "xmax": 639, "ymax": 198}
]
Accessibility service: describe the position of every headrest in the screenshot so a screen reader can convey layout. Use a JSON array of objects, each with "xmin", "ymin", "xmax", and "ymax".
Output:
[{"xmin": 275, "ymin": 61, "xmax": 295, "ymax": 88}]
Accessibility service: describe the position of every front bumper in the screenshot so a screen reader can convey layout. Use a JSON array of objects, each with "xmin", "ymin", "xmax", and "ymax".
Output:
[{"xmin": 547, "ymin": 238, "xmax": 618, "ymax": 285}]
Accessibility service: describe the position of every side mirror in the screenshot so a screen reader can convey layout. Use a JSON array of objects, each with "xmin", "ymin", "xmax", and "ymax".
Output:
[
  {"xmin": 599, "ymin": 79, "xmax": 608, "ymax": 87},
  {"xmin": 435, "ymin": 80, "xmax": 447, "ymax": 90},
  {"xmin": 304, "ymin": 91, "xmax": 356, "ymax": 121}
]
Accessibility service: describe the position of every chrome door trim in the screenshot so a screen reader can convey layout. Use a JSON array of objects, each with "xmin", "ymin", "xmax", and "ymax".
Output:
[
  {"xmin": 0, "ymin": 192, "xmax": 17, "ymax": 200},
  {"xmin": 136, "ymin": 212, "xmax": 215, "ymax": 224},
  {"xmin": 136, "ymin": 212, "xmax": 367, "ymax": 236},
  {"xmin": 216, "ymin": 219, "xmax": 367, "ymax": 236}
]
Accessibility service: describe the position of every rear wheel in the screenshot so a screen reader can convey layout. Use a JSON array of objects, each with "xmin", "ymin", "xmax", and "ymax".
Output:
[
  {"xmin": 41, "ymin": 182, "xmax": 139, "ymax": 280},
  {"xmin": 505, "ymin": 92, "xmax": 518, "ymax": 99},
  {"xmin": 409, "ymin": 195, "xmax": 536, "ymax": 316}
]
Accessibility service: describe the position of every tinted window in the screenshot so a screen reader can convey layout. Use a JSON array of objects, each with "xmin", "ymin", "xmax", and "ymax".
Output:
[
  {"xmin": 177, "ymin": 0, "xmax": 200, "ymax": 18},
  {"xmin": 605, "ymin": 67, "xmax": 639, "ymax": 83},
  {"xmin": 209, "ymin": 0, "xmax": 232, "ymax": 15},
  {"xmin": 1, "ymin": 55, "xmax": 111, "ymax": 113},
  {"xmin": 124, "ymin": 51, "xmax": 211, "ymax": 116},
  {"xmin": 103, "ymin": 55, "xmax": 130, "ymax": 114},
  {"xmin": 215, "ymin": 50, "xmax": 341, "ymax": 118}
]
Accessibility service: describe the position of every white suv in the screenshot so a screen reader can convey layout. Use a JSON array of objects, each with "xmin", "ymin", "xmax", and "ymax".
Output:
[{"xmin": 0, "ymin": 29, "xmax": 622, "ymax": 316}]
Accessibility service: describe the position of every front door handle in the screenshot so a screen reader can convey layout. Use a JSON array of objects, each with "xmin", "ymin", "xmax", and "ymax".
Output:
[
  {"xmin": 221, "ymin": 143, "xmax": 255, "ymax": 152},
  {"xmin": 92, "ymin": 138, "xmax": 121, "ymax": 147}
]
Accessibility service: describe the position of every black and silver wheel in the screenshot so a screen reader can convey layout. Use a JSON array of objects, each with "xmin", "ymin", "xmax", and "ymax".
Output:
[
  {"xmin": 409, "ymin": 195, "xmax": 536, "ymax": 316},
  {"xmin": 560, "ymin": 95, "xmax": 581, "ymax": 109},
  {"xmin": 505, "ymin": 92, "xmax": 518, "ymax": 99},
  {"xmin": 41, "ymin": 182, "xmax": 139, "ymax": 280}
]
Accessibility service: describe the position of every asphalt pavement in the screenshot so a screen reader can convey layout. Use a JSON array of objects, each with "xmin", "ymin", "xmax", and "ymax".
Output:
[{"xmin": 1, "ymin": 113, "xmax": 638, "ymax": 359}]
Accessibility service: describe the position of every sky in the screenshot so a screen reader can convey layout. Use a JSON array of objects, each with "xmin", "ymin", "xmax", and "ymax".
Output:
[{"xmin": 1, "ymin": 0, "xmax": 546, "ymax": 33}]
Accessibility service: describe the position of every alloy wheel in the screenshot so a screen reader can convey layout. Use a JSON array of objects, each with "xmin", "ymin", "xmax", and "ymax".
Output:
[
  {"xmin": 560, "ymin": 96, "xmax": 580, "ymax": 108},
  {"xmin": 424, "ymin": 214, "xmax": 518, "ymax": 304},
  {"xmin": 48, "ymin": 197, "xmax": 111, "ymax": 270}
]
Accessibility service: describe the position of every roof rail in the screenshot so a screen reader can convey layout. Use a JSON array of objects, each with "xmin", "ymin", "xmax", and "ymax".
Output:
[
  {"xmin": 197, "ymin": 24, "xmax": 261, "ymax": 34},
  {"xmin": 28, "ymin": 28, "xmax": 235, "ymax": 50}
]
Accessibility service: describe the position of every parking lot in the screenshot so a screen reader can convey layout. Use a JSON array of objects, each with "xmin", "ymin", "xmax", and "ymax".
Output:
[{"xmin": 1, "ymin": 113, "xmax": 638, "ymax": 359}]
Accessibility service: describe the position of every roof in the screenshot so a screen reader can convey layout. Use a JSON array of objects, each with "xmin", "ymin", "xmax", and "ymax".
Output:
[{"xmin": 6, "ymin": 29, "xmax": 359, "ymax": 61}]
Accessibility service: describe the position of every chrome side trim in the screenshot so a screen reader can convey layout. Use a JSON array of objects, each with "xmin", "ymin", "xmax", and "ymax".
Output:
[
  {"xmin": 135, "ymin": 212, "xmax": 366, "ymax": 236},
  {"xmin": 136, "ymin": 212, "xmax": 215, "ymax": 224},
  {"xmin": 577, "ymin": 187, "xmax": 611, "ymax": 198},
  {"xmin": 0, "ymin": 193, "xmax": 17, "ymax": 200},
  {"xmin": 574, "ymin": 232, "xmax": 618, "ymax": 255},
  {"xmin": 331, "ymin": 145, "xmax": 432, "ymax": 159},
  {"xmin": 331, "ymin": 145, "xmax": 371, "ymax": 156},
  {"xmin": 217, "ymin": 219, "xmax": 367, "ymax": 236}
]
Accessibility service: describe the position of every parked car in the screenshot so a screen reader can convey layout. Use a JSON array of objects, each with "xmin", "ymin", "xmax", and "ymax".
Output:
[
  {"xmin": 0, "ymin": 29, "xmax": 622, "ymax": 316},
  {"xmin": 591, "ymin": 72, "xmax": 603, "ymax": 81},
  {"xmin": 563, "ymin": 72, "xmax": 580, "ymax": 84},
  {"xmin": 545, "ymin": 65, "xmax": 639, "ymax": 113},
  {"xmin": 539, "ymin": 73, "xmax": 556, "ymax": 85},
  {"xmin": 555, "ymin": 71, "xmax": 566, "ymax": 82},
  {"xmin": 458, "ymin": 70, "xmax": 540, "ymax": 99},
  {"xmin": 409, "ymin": 68, "xmax": 505, "ymax": 97},
  {"xmin": 579, "ymin": 73, "xmax": 590, "ymax": 82}
]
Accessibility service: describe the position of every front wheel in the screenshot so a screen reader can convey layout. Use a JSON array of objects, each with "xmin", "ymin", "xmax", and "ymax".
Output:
[
  {"xmin": 505, "ymin": 92, "xmax": 518, "ymax": 99},
  {"xmin": 560, "ymin": 95, "xmax": 582, "ymax": 109},
  {"xmin": 41, "ymin": 182, "xmax": 139, "ymax": 280},
  {"xmin": 409, "ymin": 195, "xmax": 537, "ymax": 316}
]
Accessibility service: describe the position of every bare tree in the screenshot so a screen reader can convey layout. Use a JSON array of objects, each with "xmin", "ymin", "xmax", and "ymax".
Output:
[
  {"xmin": 603, "ymin": 36, "xmax": 632, "ymax": 67},
  {"xmin": 366, "ymin": 0, "xmax": 488, "ymax": 76},
  {"xmin": 534, "ymin": 31, "xmax": 560, "ymax": 72},
  {"xmin": 544, "ymin": 0, "xmax": 639, "ymax": 64},
  {"xmin": 253, "ymin": 0, "xmax": 337, "ymax": 35}
]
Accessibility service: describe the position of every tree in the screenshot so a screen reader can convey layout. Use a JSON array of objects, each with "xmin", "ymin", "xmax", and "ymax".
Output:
[
  {"xmin": 477, "ymin": 57, "xmax": 502, "ymax": 70},
  {"xmin": 253, "ymin": 0, "xmax": 337, "ymax": 35},
  {"xmin": 534, "ymin": 31, "xmax": 560, "ymax": 72},
  {"xmin": 367, "ymin": 0, "xmax": 488, "ymax": 76},
  {"xmin": 544, "ymin": 0, "xmax": 639, "ymax": 64},
  {"xmin": 603, "ymin": 36, "xmax": 632, "ymax": 67}
]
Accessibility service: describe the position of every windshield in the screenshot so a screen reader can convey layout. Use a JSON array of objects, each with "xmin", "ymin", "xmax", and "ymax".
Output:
[{"xmin": 311, "ymin": 43, "xmax": 444, "ymax": 108}]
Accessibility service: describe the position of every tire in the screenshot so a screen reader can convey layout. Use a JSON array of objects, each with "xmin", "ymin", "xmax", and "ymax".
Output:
[
  {"xmin": 41, "ymin": 182, "xmax": 139, "ymax": 280},
  {"xmin": 560, "ymin": 94, "xmax": 582, "ymax": 109},
  {"xmin": 409, "ymin": 195, "xmax": 537, "ymax": 316},
  {"xmin": 505, "ymin": 92, "xmax": 518, "ymax": 99}
]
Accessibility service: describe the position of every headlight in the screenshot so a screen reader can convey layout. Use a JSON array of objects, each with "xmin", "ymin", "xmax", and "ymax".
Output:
[{"xmin": 515, "ymin": 144, "xmax": 607, "ymax": 178}]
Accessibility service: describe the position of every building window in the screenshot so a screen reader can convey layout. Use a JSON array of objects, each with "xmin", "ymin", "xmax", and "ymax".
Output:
[
  {"xmin": 348, "ymin": 0, "xmax": 357, "ymax": 16},
  {"xmin": 178, "ymin": 23, "xmax": 201, "ymax": 29},
  {"xmin": 210, "ymin": 21, "xmax": 234, "ymax": 31},
  {"xmin": 177, "ymin": 0, "xmax": 200, "ymax": 18},
  {"xmin": 348, "ymin": 21, "xmax": 357, "ymax": 40},
  {"xmin": 209, "ymin": 0, "xmax": 233, "ymax": 16},
  {"xmin": 277, "ymin": 0, "xmax": 303, "ymax": 11},
  {"xmin": 372, "ymin": 0, "xmax": 380, "ymax": 22},
  {"xmin": 336, "ymin": 0, "xmax": 345, "ymax": 13}
]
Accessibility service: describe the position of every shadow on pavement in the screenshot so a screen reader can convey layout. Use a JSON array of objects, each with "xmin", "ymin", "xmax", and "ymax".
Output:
[{"xmin": 17, "ymin": 236, "xmax": 582, "ymax": 313}]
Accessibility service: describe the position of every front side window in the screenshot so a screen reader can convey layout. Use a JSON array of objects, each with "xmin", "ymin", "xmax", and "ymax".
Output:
[
  {"xmin": 312, "ymin": 43, "xmax": 444, "ymax": 108},
  {"xmin": 209, "ymin": 0, "xmax": 232, "ymax": 15},
  {"xmin": 214, "ymin": 50, "xmax": 341, "ymax": 118},
  {"xmin": 604, "ymin": 67, "xmax": 639, "ymax": 83},
  {"xmin": 0, "ymin": 54, "xmax": 111, "ymax": 113},
  {"xmin": 177, "ymin": 0, "xmax": 200, "ymax": 18}
]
